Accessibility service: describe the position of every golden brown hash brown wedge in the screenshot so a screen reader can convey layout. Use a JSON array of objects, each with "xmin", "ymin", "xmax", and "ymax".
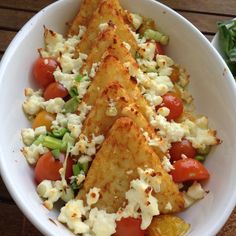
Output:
[
  {"xmin": 68, "ymin": 0, "xmax": 124, "ymax": 35},
  {"xmin": 146, "ymin": 215, "xmax": 190, "ymax": 236},
  {"xmin": 77, "ymin": 117, "xmax": 185, "ymax": 214},
  {"xmin": 82, "ymin": 82, "xmax": 164, "ymax": 158},
  {"xmin": 82, "ymin": 55, "xmax": 152, "ymax": 121},
  {"xmin": 81, "ymin": 25, "xmax": 139, "ymax": 74},
  {"xmin": 76, "ymin": 0, "xmax": 138, "ymax": 56}
]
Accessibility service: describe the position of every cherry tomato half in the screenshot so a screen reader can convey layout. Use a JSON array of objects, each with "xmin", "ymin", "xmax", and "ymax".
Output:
[
  {"xmin": 155, "ymin": 42, "xmax": 164, "ymax": 55},
  {"xmin": 114, "ymin": 217, "xmax": 146, "ymax": 236},
  {"xmin": 33, "ymin": 57, "xmax": 58, "ymax": 88},
  {"xmin": 32, "ymin": 110, "xmax": 55, "ymax": 131},
  {"xmin": 170, "ymin": 158, "xmax": 210, "ymax": 183},
  {"xmin": 35, "ymin": 151, "xmax": 62, "ymax": 183},
  {"xmin": 43, "ymin": 82, "xmax": 68, "ymax": 101},
  {"xmin": 35, "ymin": 152, "xmax": 74, "ymax": 184},
  {"xmin": 157, "ymin": 93, "xmax": 183, "ymax": 121},
  {"xmin": 170, "ymin": 65, "xmax": 180, "ymax": 83},
  {"xmin": 169, "ymin": 139, "xmax": 196, "ymax": 162}
]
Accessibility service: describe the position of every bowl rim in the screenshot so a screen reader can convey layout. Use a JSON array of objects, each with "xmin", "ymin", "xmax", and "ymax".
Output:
[{"xmin": 0, "ymin": 0, "xmax": 236, "ymax": 235}]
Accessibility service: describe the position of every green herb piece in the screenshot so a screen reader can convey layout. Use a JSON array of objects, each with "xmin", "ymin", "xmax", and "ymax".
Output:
[
  {"xmin": 144, "ymin": 29, "xmax": 169, "ymax": 45},
  {"xmin": 75, "ymin": 74, "xmax": 84, "ymax": 82},
  {"xmin": 195, "ymin": 155, "xmax": 205, "ymax": 163},
  {"xmin": 64, "ymin": 96, "xmax": 80, "ymax": 113},
  {"xmin": 69, "ymin": 86, "xmax": 78, "ymax": 97},
  {"xmin": 197, "ymin": 145, "xmax": 211, "ymax": 155},
  {"xmin": 52, "ymin": 127, "xmax": 68, "ymax": 138},
  {"xmin": 43, "ymin": 136, "xmax": 67, "ymax": 151},
  {"xmin": 62, "ymin": 133, "xmax": 75, "ymax": 148},
  {"xmin": 72, "ymin": 163, "xmax": 81, "ymax": 176},
  {"xmin": 33, "ymin": 134, "xmax": 46, "ymax": 145},
  {"xmin": 217, "ymin": 19, "xmax": 236, "ymax": 77},
  {"xmin": 51, "ymin": 149, "xmax": 60, "ymax": 159},
  {"xmin": 70, "ymin": 180, "xmax": 80, "ymax": 191},
  {"xmin": 80, "ymin": 162, "xmax": 89, "ymax": 174}
]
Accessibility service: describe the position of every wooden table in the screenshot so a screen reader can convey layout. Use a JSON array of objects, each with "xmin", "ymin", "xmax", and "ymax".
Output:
[{"xmin": 0, "ymin": 0, "xmax": 235, "ymax": 235}]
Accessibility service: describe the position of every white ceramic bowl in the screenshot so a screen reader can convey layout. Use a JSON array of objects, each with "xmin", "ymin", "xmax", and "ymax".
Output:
[{"xmin": 1, "ymin": 0, "xmax": 236, "ymax": 235}]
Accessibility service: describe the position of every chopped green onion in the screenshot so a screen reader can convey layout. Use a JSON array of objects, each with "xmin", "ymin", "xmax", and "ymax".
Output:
[
  {"xmin": 195, "ymin": 155, "xmax": 205, "ymax": 163},
  {"xmin": 197, "ymin": 145, "xmax": 211, "ymax": 155},
  {"xmin": 63, "ymin": 96, "xmax": 80, "ymax": 113},
  {"xmin": 62, "ymin": 133, "xmax": 75, "ymax": 148},
  {"xmin": 51, "ymin": 149, "xmax": 60, "ymax": 159},
  {"xmin": 61, "ymin": 187, "xmax": 74, "ymax": 202},
  {"xmin": 75, "ymin": 74, "xmax": 84, "ymax": 82},
  {"xmin": 33, "ymin": 134, "xmax": 46, "ymax": 145},
  {"xmin": 80, "ymin": 162, "xmax": 89, "ymax": 174},
  {"xmin": 70, "ymin": 180, "xmax": 80, "ymax": 191},
  {"xmin": 52, "ymin": 127, "xmax": 68, "ymax": 138},
  {"xmin": 43, "ymin": 136, "xmax": 67, "ymax": 151},
  {"xmin": 72, "ymin": 163, "xmax": 81, "ymax": 176},
  {"xmin": 69, "ymin": 86, "xmax": 78, "ymax": 97},
  {"xmin": 144, "ymin": 29, "xmax": 169, "ymax": 45}
]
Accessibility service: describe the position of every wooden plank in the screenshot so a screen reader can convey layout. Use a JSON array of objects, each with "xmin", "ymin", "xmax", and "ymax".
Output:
[
  {"xmin": 0, "ymin": 0, "xmax": 55, "ymax": 12},
  {"xmin": 217, "ymin": 208, "xmax": 236, "ymax": 235},
  {"xmin": 0, "ymin": 177, "xmax": 13, "ymax": 200},
  {"xmin": 0, "ymin": 203, "xmax": 42, "ymax": 235},
  {"xmin": 177, "ymin": 11, "xmax": 231, "ymax": 34},
  {"xmin": 0, "ymin": 30, "xmax": 16, "ymax": 52},
  {"xmin": 0, "ymin": 8, "xmax": 34, "ymax": 31},
  {"xmin": 159, "ymin": 0, "xmax": 236, "ymax": 16}
]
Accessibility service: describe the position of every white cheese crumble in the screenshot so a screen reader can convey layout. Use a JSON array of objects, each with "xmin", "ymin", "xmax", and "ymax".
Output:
[
  {"xmin": 42, "ymin": 97, "xmax": 65, "ymax": 114},
  {"xmin": 86, "ymin": 187, "xmax": 100, "ymax": 206},
  {"xmin": 89, "ymin": 62, "xmax": 100, "ymax": 78},
  {"xmin": 99, "ymin": 22, "xmax": 109, "ymax": 31},
  {"xmin": 21, "ymin": 128, "xmax": 35, "ymax": 146},
  {"xmin": 22, "ymin": 144, "xmax": 48, "ymax": 165},
  {"xmin": 139, "ymin": 42, "xmax": 156, "ymax": 61},
  {"xmin": 157, "ymin": 107, "xmax": 170, "ymax": 117},
  {"xmin": 161, "ymin": 156, "xmax": 174, "ymax": 172},
  {"xmin": 23, "ymin": 88, "xmax": 44, "ymax": 116},
  {"xmin": 117, "ymin": 168, "xmax": 161, "ymax": 230},
  {"xmin": 129, "ymin": 13, "xmax": 143, "ymax": 30}
]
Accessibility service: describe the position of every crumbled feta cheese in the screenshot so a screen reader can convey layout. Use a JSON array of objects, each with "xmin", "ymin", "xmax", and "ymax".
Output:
[
  {"xmin": 34, "ymin": 126, "xmax": 47, "ymax": 136},
  {"xmin": 90, "ymin": 62, "xmax": 100, "ymax": 78},
  {"xmin": 157, "ymin": 107, "xmax": 170, "ymax": 117},
  {"xmin": 42, "ymin": 98, "xmax": 65, "ymax": 114},
  {"xmin": 86, "ymin": 187, "xmax": 100, "ymax": 206},
  {"xmin": 99, "ymin": 22, "xmax": 109, "ymax": 31},
  {"xmin": 187, "ymin": 182, "xmax": 205, "ymax": 200},
  {"xmin": 118, "ymin": 168, "xmax": 160, "ymax": 230},
  {"xmin": 23, "ymin": 88, "xmax": 44, "ymax": 116},
  {"xmin": 164, "ymin": 202, "xmax": 173, "ymax": 211},
  {"xmin": 137, "ymin": 58, "xmax": 157, "ymax": 72},
  {"xmin": 139, "ymin": 42, "xmax": 156, "ymax": 61},
  {"xmin": 58, "ymin": 200, "xmax": 90, "ymax": 234},
  {"xmin": 77, "ymin": 78, "xmax": 91, "ymax": 99},
  {"xmin": 76, "ymin": 173, "xmax": 86, "ymax": 186},
  {"xmin": 22, "ymin": 144, "xmax": 48, "ymax": 165},
  {"xmin": 85, "ymin": 208, "xmax": 117, "ymax": 236},
  {"xmin": 156, "ymin": 55, "xmax": 174, "ymax": 68},
  {"xmin": 21, "ymin": 128, "xmax": 35, "ymax": 146},
  {"xmin": 161, "ymin": 156, "xmax": 174, "ymax": 172},
  {"xmin": 129, "ymin": 13, "xmax": 143, "ymax": 30},
  {"xmin": 122, "ymin": 41, "xmax": 131, "ymax": 51},
  {"xmin": 183, "ymin": 192, "xmax": 196, "ymax": 208}
]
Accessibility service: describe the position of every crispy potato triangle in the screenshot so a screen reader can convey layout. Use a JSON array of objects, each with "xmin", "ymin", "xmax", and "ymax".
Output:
[
  {"xmin": 77, "ymin": 117, "xmax": 184, "ymax": 214},
  {"xmin": 81, "ymin": 25, "xmax": 139, "ymax": 74},
  {"xmin": 82, "ymin": 82, "xmax": 164, "ymax": 158},
  {"xmin": 68, "ymin": 0, "xmax": 123, "ymax": 36},
  {"xmin": 76, "ymin": 0, "xmax": 138, "ymax": 56},
  {"xmin": 146, "ymin": 215, "xmax": 190, "ymax": 236},
  {"xmin": 83, "ymin": 55, "xmax": 152, "ymax": 121}
]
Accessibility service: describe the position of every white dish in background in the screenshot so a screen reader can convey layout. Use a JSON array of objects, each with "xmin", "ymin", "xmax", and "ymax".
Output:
[{"xmin": 0, "ymin": 0, "xmax": 236, "ymax": 235}]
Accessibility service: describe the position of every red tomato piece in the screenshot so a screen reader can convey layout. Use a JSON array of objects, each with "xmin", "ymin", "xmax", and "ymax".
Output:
[
  {"xmin": 157, "ymin": 93, "xmax": 183, "ymax": 121},
  {"xmin": 169, "ymin": 139, "xmax": 196, "ymax": 162},
  {"xmin": 114, "ymin": 217, "xmax": 146, "ymax": 236},
  {"xmin": 155, "ymin": 42, "xmax": 164, "ymax": 55},
  {"xmin": 33, "ymin": 57, "xmax": 58, "ymax": 88},
  {"xmin": 43, "ymin": 82, "xmax": 68, "ymax": 101},
  {"xmin": 170, "ymin": 158, "xmax": 210, "ymax": 183},
  {"xmin": 35, "ymin": 151, "xmax": 62, "ymax": 184},
  {"xmin": 65, "ymin": 157, "xmax": 74, "ymax": 181}
]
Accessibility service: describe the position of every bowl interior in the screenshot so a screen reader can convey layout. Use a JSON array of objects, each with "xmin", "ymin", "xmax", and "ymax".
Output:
[{"xmin": 1, "ymin": 0, "xmax": 236, "ymax": 235}]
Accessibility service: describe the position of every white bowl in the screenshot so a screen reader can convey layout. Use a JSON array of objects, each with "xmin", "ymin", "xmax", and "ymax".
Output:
[{"xmin": 1, "ymin": 0, "xmax": 236, "ymax": 235}]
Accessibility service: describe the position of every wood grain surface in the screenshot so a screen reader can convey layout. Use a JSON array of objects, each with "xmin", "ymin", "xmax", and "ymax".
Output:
[{"xmin": 0, "ymin": 0, "xmax": 236, "ymax": 235}]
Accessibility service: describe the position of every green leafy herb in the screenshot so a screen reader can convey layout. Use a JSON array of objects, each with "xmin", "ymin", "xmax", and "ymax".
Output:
[
  {"xmin": 69, "ymin": 86, "xmax": 78, "ymax": 97},
  {"xmin": 75, "ymin": 74, "xmax": 84, "ymax": 82},
  {"xmin": 195, "ymin": 155, "xmax": 205, "ymax": 163},
  {"xmin": 217, "ymin": 19, "xmax": 236, "ymax": 77},
  {"xmin": 72, "ymin": 163, "xmax": 82, "ymax": 176},
  {"xmin": 62, "ymin": 133, "xmax": 75, "ymax": 148},
  {"xmin": 63, "ymin": 96, "xmax": 80, "ymax": 113}
]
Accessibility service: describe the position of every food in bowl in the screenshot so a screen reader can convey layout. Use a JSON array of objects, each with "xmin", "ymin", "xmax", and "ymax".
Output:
[{"xmin": 20, "ymin": 0, "xmax": 220, "ymax": 235}]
